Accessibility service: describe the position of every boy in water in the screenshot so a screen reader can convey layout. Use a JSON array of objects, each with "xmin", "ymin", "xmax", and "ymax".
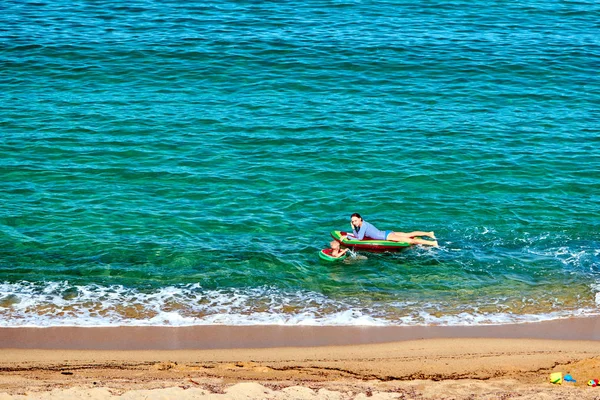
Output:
[{"xmin": 329, "ymin": 240, "xmax": 349, "ymax": 258}]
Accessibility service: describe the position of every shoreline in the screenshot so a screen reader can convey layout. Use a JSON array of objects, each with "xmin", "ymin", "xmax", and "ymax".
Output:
[{"xmin": 1, "ymin": 315, "xmax": 600, "ymax": 350}]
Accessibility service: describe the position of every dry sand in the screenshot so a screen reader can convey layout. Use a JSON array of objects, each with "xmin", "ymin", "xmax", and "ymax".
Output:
[{"xmin": 2, "ymin": 320, "xmax": 600, "ymax": 399}]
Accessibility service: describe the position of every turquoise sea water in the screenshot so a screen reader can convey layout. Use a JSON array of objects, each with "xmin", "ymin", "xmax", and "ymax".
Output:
[{"xmin": 1, "ymin": 0, "xmax": 599, "ymax": 326}]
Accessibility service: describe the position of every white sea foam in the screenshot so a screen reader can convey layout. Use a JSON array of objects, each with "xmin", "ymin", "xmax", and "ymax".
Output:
[{"xmin": 1, "ymin": 280, "xmax": 600, "ymax": 328}]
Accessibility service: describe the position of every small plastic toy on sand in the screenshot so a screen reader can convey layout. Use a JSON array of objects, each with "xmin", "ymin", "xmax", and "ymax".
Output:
[
  {"xmin": 587, "ymin": 379, "xmax": 599, "ymax": 387},
  {"xmin": 550, "ymin": 372, "xmax": 562, "ymax": 384},
  {"xmin": 564, "ymin": 374, "xmax": 576, "ymax": 382}
]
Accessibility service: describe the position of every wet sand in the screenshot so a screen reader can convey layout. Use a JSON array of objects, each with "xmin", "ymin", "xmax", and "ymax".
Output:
[{"xmin": 2, "ymin": 315, "xmax": 600, "ymax": 350}]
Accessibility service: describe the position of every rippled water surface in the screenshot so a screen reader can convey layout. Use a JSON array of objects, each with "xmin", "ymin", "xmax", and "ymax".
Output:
[{"xmin": 1, "ymin": 0, "xmax": 599, "ymax": 326}]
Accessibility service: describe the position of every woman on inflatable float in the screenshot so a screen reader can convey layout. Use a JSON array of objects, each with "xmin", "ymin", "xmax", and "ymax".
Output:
[{"xmin": 344, "ymin": 213, "xmax": 438, "ymax": 247}]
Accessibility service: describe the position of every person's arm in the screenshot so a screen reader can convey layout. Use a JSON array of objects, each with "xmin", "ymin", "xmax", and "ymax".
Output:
[
  {"xmin": 333, "ymin": 248, "xmax": 348, "ymax": 258},
  {"xmin": 340, "ymin": 223, "xmax": 353, "ymax": 241},
  {"xmin": 353, "ymin": 223, "xmax": 367, "ymax": 240},
  {"xmin": 341, "ymin": 223, "xmax": 351, "ymax": 239}
]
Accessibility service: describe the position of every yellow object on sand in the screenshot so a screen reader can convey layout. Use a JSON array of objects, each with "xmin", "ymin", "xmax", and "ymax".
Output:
[{"xmin": 550, "ymin": 372, "xmax": 563, "ymax": 384}]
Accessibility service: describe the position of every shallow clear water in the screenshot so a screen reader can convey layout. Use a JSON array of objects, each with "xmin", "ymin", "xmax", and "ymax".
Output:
[{"xmin": 1, "ymin": 0, "xmax": 599, "ymax": 326}]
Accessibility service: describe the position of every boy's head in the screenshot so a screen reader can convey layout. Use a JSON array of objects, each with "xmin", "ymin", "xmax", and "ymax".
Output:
[{"xmin": 330, "ymin": 240, "xmax": 340, "ymax": 250}]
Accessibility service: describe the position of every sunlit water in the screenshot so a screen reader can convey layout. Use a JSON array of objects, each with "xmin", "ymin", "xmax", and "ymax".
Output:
[{"xmin": 1, "ymin": 0, "xmax": 598, "ymax": 326}]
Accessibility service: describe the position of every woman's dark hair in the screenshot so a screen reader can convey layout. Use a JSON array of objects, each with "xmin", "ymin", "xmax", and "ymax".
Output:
[{"xmin": 350, "ymin": 213, "xmax": 362, "ymax": 220}]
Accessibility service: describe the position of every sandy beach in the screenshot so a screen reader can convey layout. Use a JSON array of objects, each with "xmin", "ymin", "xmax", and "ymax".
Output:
[{"xmin": 2, "ymin": 318, "xmax": 600, "ymax": 399}]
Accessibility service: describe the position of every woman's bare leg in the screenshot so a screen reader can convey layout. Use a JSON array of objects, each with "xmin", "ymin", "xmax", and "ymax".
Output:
[
  {"xmin": 393, "ymin": 231, "xmax": 436, "ymax": 239},
  {"xmin": 408, "ymin": 237, "xmax": 438, "ymax": 247},
  {"xmin": 387, "ymin": 232, "xmax": 438, "ymax": 247},
  {"xmin": 402, "ymin": 231, "xmax": 436, "ymax": 239}
]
